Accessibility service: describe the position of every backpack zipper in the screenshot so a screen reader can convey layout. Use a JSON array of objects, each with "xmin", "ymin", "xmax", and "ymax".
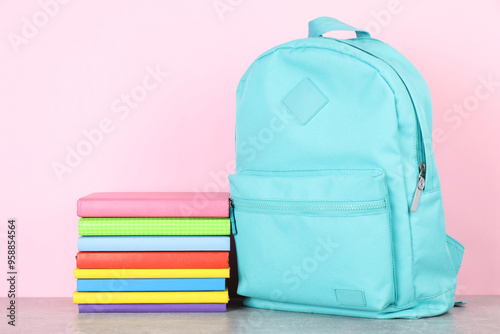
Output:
[
  {"xmin": 231, "ymin": 198, "xmax": 386, "ymax": 213},
  {"xmin": 410, "ymin": 163, "xmax": 426, "ymax": 212},
  {"xmin": 229, "ymin": 198, "xmax": 237, "ymax": 234},
  {"xmin": 332, "ymin": 39, "xmax": 427, "ymax": 212}
]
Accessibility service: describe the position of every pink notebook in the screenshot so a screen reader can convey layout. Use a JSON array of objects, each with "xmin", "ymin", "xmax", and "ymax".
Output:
[{"xmin": 77, "ymin": 192, "xmax": 230, "ymax": 218}]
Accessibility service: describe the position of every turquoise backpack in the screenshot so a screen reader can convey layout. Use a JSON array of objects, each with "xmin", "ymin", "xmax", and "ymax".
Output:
[{"xmin": 229, "ymin": 17, "xmax": 464, "ymax": 319}]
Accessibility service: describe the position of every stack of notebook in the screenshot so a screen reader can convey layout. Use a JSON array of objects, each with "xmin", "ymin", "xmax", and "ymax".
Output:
[{"xmin": 73, "ymin": 192, "xmax": 231, "ymax": 313}]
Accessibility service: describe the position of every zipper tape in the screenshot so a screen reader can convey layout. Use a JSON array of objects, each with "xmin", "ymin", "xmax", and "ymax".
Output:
[{"xmin": 231, "ymin": 198, "xmax": 386, "ymax": 213}]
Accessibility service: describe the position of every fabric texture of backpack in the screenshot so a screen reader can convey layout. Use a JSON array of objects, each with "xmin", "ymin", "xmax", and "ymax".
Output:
[{"xmin": 228, "ymin": 17, "xmax": 464, "ymax": 319}]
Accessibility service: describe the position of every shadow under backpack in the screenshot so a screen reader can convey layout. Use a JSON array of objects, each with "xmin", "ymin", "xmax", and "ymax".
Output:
[{"xmin": 228, "ymin": 17, "xmax": 465, "ymax": 319}]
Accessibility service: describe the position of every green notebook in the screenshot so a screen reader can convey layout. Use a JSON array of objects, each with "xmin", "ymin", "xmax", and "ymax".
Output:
[{"xmin": 78, "ymin": 217, "xmax": 230, "ymax": 236}]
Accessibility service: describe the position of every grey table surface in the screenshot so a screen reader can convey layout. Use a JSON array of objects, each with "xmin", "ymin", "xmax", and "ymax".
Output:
[{"xmin": 1, "ymin": 296, "xmax": 499, "ymax": 334}]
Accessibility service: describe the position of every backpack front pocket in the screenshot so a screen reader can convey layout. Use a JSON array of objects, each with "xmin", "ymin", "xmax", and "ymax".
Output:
[{"xmin": 229, "ymin": 169, "xmax": 396, "ymax": 311}]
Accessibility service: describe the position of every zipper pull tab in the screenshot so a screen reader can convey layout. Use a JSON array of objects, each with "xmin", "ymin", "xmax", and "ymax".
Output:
[
  {"xmin": 229, "ymin": 198, "xmax": 237, "ymax": 235},
  {"xmin": 411, "ymin": 163, "xmax": 426, "ymax": 213}
]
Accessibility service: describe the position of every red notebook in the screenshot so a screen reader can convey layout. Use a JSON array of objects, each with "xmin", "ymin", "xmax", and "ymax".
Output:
[
  {"xmin": 77, "ymin": 192, "xmax": 230, "ymax": 217},
  {"xmin": 76, "ymin": 251, "xmax": 229, "ymax": 269}
]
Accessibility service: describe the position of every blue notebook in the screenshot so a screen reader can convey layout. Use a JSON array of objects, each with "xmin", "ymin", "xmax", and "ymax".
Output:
[
  {"xmin": 77, "ymin": 278, "xmax": 226, "ymax": 292},
  {"xmin": 77, "ymin": 236, "xmax": 230, "ymax": 251}
]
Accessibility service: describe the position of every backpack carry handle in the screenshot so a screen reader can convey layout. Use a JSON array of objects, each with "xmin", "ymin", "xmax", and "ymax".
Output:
[{"xmin": 308, "ymin": 17, "xmax": 370, "ymax": 39}]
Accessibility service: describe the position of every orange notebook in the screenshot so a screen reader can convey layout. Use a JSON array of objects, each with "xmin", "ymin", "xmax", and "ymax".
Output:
[{"xmin": 76, "ymin": 251, "xmax": 229, "ymax": 269}]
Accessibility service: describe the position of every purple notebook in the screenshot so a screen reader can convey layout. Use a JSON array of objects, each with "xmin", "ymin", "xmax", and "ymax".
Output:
[{"xmin": 78, "ymin": 303, "xmax": 227, "ymax": 313}]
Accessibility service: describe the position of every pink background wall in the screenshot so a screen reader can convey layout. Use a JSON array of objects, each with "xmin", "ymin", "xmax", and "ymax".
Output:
[{"xmin": 0, "ymin": 0, "xmax": 498, "ymax": 297}]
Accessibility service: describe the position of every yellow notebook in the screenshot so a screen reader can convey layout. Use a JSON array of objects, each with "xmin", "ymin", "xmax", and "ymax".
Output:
[
  {"xmin": 73, "ymin": 289, "xmax": 229, "ymax": 304},
  {"xmin": 74, "ymin": 268, "xmax": 230, "ymax": 279}
]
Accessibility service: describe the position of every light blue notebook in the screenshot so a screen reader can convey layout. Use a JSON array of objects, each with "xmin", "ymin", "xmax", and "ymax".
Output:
[
  {"xmin": 77, "ymin": 278, "xmax": 226, "ymax": 292},
  {"xmin": 77, "ymin": 236, "xmax": 230, "ymax": 251}
]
